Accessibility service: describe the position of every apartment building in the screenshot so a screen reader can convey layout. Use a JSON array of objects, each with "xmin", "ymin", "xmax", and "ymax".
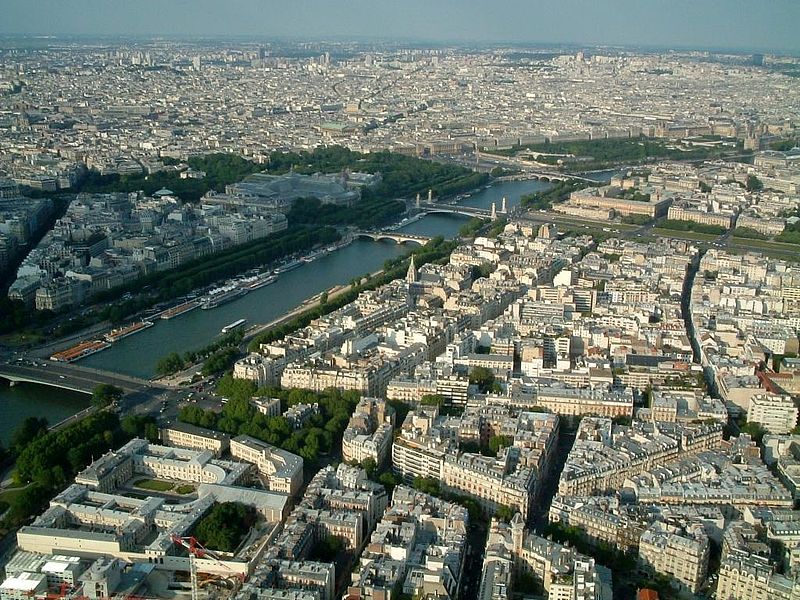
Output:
[
  {"xmin": 230, "ymin": 435, "xmax": 304, "ymax": 496},
  {"xmin": 341, "ymin": 397, "xmax": 395, "ymax": 466},
  {"xmin": 638, "ymin": 523, "xmax": 709, "ymax": 594},
  {"xmin": 160, "ymin": 421, "xmax": 231, "ymax": 457},
  {"xmin": 748, "ymin": 393, "xmax": 798, "ymax": 434}
]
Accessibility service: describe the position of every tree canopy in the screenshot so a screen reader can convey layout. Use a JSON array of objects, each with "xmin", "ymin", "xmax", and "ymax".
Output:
[
  {"xmin": 92, "ymin": 384, "xmax": 123, "ymax": 408},
  {"xmin": 15, "ymin": 412, "xmax": 125, "ymax": 490},
  {"xmin": 746, "ymin": 174, "xmax": 764, "ymax": 192},
  {"xmin": 469, "ymin": 367, "xmax": 500, "ymax": 393},
  {"xmin": 194, "ymin": 502, "xmax": 257, "ymax": 553},
  {"xmin": 9, "ymin": 416, "xmax": 48, "ymax": 455},
  {"xmin": 179, "ymin": 385, "xmax": 360, "ymax": 466}
]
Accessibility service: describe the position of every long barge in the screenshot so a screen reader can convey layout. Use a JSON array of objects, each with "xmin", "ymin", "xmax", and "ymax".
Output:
[
  {"xmin": 275, "ymin": 259, "xmax": 303, "ymax": 274},
  {"xmin": 221, "ymin": 318, "xmax": 247, "ymax": 334},
  {"xmin": 104, "ymin": 321, "xmax": 154, "ymax": 343},
  {"xmin": 238, "ymin": 272, "xmax": 278, "ymax": 291},
  {"xmin": 160, "ymin": 300, "xmax": 200, "ymax": 320},
  {"xmin": 50, "ymin": 340, "xmax": 111, "ymax": 363},
  {"xmin": 201, "ymin": 285, "xmax": 247, "ymax": 310}
]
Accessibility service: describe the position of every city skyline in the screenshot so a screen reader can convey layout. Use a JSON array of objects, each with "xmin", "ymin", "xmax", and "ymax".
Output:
[
  {"xmin": 1, "ymin": 4, "xmax": 800, "ymax": 597},
  {"xmin": 2, "ymin": 0, "xmax": 800, "ymax": 54}
]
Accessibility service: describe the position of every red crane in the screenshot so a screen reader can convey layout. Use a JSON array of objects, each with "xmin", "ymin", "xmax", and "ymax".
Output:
[{"xmin": 170, "ymin": 534, "xmax": 243, "ymax": 600}]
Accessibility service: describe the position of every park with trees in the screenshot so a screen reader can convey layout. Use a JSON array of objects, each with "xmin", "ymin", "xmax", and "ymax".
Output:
[
  {"xmin": 485, "ymin": 136, "xmax": 746, "ymax": 171},
  {"xmin": 179, "ymin": 382, "xmax": 360, "ymax": 467}
]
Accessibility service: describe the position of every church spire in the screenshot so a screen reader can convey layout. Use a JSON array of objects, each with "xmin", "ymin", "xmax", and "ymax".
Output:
[{"xmin": 406, "ymin": 254, "xmax": 418, "ymax": 284}]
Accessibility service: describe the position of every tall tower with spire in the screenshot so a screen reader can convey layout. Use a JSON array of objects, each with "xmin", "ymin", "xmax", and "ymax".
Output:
[
  {"xmin": 406, "ymin": 254, "xmax": 418, "ymax": 284},
  {"xmin": 511, "ymin": 512, "xmax": 525, "ymax": 553}
]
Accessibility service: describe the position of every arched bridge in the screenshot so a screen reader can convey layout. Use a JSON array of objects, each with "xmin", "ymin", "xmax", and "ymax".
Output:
[
  {"xmin": 418, "ymin": 203, "xmax": 493, "ymax": 218},
  {"xmin": 355, "ymin": 231, "xmax": 432, "ymax": 244}
]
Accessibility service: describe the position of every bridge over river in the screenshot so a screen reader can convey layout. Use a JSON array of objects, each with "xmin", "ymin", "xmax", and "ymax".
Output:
[
  {"xmin": 354, "ymin": 231, "xmax": 432, "ymax": 244},
  {"xmin": 0, "ymin": 361, "xmax": 157, "ymax": 395}
]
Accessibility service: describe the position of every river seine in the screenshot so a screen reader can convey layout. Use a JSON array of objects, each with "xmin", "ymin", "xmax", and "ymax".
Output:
[{"xmin": 0, "ymin": 178, "xmax": 562, "ymax": 443}]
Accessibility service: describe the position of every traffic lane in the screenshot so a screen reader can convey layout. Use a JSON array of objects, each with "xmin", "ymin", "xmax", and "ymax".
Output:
[
  {"xmin": 0, "ymin": 364, "xmax": 106, "ymax": 393},
  {"xmin": 1, "ymin": 362, "xmax": 145, "ymax": 393}
]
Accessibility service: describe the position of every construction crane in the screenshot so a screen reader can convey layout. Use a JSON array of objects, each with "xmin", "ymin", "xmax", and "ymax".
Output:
[
  {"xmin": 44, "ymin": 581, "xmax": 71, "ymax": 600},
  {"xmin": 170, "ymin": 534, "xmax": 241, "ymax": 600}
]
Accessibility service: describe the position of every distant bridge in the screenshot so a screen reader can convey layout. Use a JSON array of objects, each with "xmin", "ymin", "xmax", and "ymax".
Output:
[
  {"xmin": 355, "ymin": 231, "xmax": 432, "ymax": 244},
  {"xmin": 418, "ymin": 203, "xmax": 494, "ymax": 218},
  {"xmin": 0, "ymin": 361, "xmax": 156, "ymax": 395},
  {"xmin": 473, "ymin": 151, "xmax": 602, "ymax": 184},
  {"xmin": 495, "ymin": 171, "xmax": 599, "ymax": 184}
]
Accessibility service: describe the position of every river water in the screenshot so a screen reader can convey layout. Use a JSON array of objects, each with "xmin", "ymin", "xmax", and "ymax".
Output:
[{"xmin": 0, "ymin": 178, "xmax": 556, "ymax": 444}]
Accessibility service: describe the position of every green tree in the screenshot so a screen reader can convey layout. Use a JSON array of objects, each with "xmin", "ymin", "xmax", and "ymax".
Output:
[
  {"xmin": 3, "ymin": 483, "xmax": 51, "ymax": 527},
  {"xmin": 121, "ymin": 415, "xmax": 160, "ymax": 443},
  {"xmin": 91, "ymin": 384, "xmax": 123, "ymax": 408},
  {"xmin": 360, "ymin": 457, "xmax": 377, "ymax": 477},
  {"xmin": 746, "ymin": 174, "xmax": 763, "ymax": 192},
  {"xmin": 488, "ymin": 435, "xmax": 513, "ymax": 455},
  {"xmin": 201, "ymin": 347, "xmax": 240, "ymax": 376},
  {"xmin": 471, "ymin": 263, "xmax": 495, "ymax": 280},
  {"xmin": 377, "ymin": 470, "xmax": 403, "ymax": 494},
  {"xmin": 459, "ymin": 217, "xmax": 486, "ymax": 238},
  {"xmin": 9, "ymin": 416, "xmax": 48, "ymax": 455},
  {"xmin": 14, "ymin": 412, "xmax": 123, "ymax": 489},
  {"xmin": 469, "ymin": 367, "xmax": 496, "ymax": 392},
  {"xmin": 420, "ymin": 394, "xmax": 444, "ymax": 408},
  {"xmin": 194, "ymin": 502, "xmax": 256, "ymax": 553},
  {"xmin": 740, "ymin": 421, "xmax": 767, "ymax": 445},
  {"xmin": 216, "ymin": 374, "xmax": 258, "ymax": 403},
  {"xmin": 412, "ymin": 476, "xmax": 440, "ymax": 496},
  {"xmin": 156, "ymin": 352, "xmax": 185, "ymax": 376},
  {"xmin": 495, "ymin": 504, "xmax": 516, "ymax": 522}
]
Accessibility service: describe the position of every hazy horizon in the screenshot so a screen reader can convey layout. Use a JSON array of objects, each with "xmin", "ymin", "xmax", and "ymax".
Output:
[{"xmin": 2, "ymin": 0, "xmax": 799, "ymax": 54}]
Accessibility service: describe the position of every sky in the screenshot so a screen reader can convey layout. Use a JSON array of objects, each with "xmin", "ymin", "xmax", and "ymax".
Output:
[{"xmin": 2, "ymin": 0, "xmax": 799, "ymax": 54}]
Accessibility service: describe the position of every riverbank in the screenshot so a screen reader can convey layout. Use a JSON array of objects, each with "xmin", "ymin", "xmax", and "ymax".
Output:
[
  {"xmin": 1, "ymin": 177, "xmax": 547, "ymax": 438},
  {"xmin": 150, "ymin": 280, "xmax": 360, "ymax": 387},
  {"xmin": 0, "ymin": 381, "xmax": 90, "ymax": 445}
]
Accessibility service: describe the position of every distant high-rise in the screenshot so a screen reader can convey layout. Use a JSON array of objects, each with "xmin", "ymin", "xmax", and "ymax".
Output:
[
  {"xmin": 752, "ymin": 53, "xmax": 764, "ymax": 66},
  {"xmin": 192, "ymin": 56, "xmax": 201, "ymax": 72}
]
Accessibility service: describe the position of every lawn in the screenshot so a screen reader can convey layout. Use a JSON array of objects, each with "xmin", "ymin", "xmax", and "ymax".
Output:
[
  {"xmin": 0, "ymin": 485, "xmax": 30, "ymax": 521},
  {"xmin": 0, "ymin": 486, "xmax": 29, "ymax": 505},
  {"xmin": 133, "ymin": 478, "xmax": 174, "ymax": 492},
  {"xmin": 174, "ymin": 484, "xmax": 196, "ymax": 495},
  {"xmin": 651, "ymin": 228, "xmax": 719, "ymax": 242},
  {"xmin": 0, "ymin": 332, "xmax": 44, "ymax": 347},
  {"xmin": 729, "ymin": 237, "xmax": 800, "ymax": 251},
  {"xmin": 727, "ymin": 240, "xmax": 800, "ymax": 262}
]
